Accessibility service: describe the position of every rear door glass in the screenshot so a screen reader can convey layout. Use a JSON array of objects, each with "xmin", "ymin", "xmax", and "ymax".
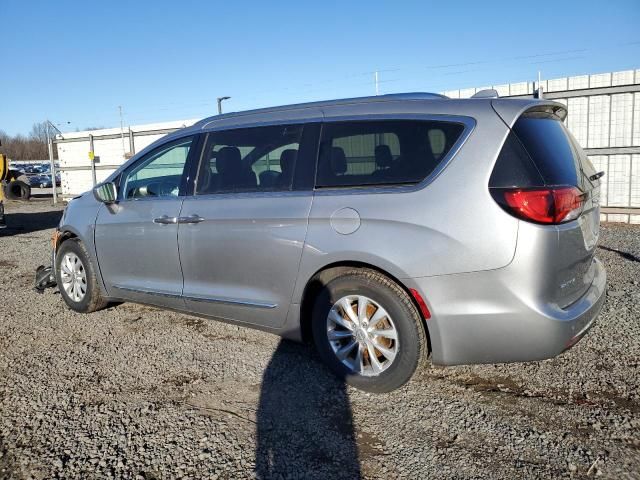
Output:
[{"xmin": 196, "ymin": 125, "xmax": 303, "ymax": 193}]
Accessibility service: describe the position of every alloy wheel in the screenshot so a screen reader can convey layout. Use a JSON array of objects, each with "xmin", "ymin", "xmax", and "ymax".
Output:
[
  {"xmin": 60, "ymin": 252, "xmax": 87, "ymax": 303},
  {"xmin": 326, "ymin": 295, "xmax": 399, "ymax": 376}
]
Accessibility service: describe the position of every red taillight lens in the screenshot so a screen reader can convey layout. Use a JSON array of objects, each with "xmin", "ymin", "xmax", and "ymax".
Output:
[{"xmin": 501, "ymin": 187, "xmax": 584, "ymax": 224}]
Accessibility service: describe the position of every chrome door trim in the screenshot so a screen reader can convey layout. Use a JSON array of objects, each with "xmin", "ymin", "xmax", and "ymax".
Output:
[
  {"xmin": 114, "ymin": 285, "xmax": 277, "ymax": 309},
  {"xmin": 113, "ymin": 284, "xmax": 182, "ymax": 299},
  {"xmin": 184, "ymin": 293, "xmax": 277, "ymax": 309}
]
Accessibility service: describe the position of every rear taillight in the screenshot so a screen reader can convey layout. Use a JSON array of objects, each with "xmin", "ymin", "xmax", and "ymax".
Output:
[{"xmin": 495, "ymin": 187, "xmax": 584, "ymax": 224}]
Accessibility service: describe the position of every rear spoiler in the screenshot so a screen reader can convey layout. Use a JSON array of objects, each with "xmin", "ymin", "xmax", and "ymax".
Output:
[{"xmin": 491, "ymin": 99, "xmax": 567, "ymax": 128}]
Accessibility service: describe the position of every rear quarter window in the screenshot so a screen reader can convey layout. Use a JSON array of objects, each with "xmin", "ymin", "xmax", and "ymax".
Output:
[{"xmin": 316, "ymin": 120, "xmax": 464, "ymax": 188}]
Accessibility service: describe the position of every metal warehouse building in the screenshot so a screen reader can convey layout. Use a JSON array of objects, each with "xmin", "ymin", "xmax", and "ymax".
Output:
[{"xmin": 56, "ymin": 68, "xmax": 640, "ymax": 223}]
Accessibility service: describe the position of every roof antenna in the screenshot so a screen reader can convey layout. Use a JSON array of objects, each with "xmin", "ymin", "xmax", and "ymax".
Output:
[
  {"xmin": 471, "ymin": 89, "xmax": 499, "ymax": 99},
  {"xmin": 374, "ymin": 71, "xmax": 380, "ymax": 96},
  {"xmin": 535, "ymin": 71, "xmax": 544, "ymax": 99}
]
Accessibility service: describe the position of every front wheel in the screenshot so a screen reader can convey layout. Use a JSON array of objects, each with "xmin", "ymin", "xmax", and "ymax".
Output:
[
  {"xmin": 311, "ymin": 269, "xmax": 428, "ymax": 393},
  {"xmin": 56, "ymin": 239, "xmax": 108, "ymax": 313}
]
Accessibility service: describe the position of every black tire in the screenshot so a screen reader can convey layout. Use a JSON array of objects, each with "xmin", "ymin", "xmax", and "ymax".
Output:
[
  {"xmin": 4, "ymin": 180, "xmax": 31, "ymax": 200},
  {"xmin": 311, "ymin": 269, "xmax": 428, "ymax": 393},
  {"xmin": 55, "ymin": 239, "xmax": 108, "ymax": 313}
]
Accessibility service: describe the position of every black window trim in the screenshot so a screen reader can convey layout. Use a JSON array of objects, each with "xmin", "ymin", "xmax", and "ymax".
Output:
[{"xmin": 312, "ymin": 114, "xmax": 475, "ymax": 195}]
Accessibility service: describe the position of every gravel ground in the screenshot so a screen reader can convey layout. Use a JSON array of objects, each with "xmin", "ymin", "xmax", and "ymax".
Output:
[{"xmin": 0, "ymin": 199, "xmax": 638, "ymax": 480}]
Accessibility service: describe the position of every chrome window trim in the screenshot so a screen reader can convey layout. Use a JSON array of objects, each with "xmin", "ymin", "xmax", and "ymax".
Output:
[{"xmin": 201, "ymin": 116, "xmax": 322, "ymax": 134}]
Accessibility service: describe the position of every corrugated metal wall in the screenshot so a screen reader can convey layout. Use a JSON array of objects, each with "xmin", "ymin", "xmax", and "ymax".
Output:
[{"xmin": 443, "ymin": 69, "xmax": 640, "ymax": 223}]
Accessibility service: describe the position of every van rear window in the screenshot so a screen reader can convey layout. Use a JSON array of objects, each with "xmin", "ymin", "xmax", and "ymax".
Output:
[
  {"xmin": 512, "ymin": 115, "xmax": 579, "ymax": 187},
  {"xmin": 316, "ymin": 120, "xmax": 465, "ymax": 188},
  {"xmin": 490, "ymin": 112, "xmax": 596, "ymax": 191}
]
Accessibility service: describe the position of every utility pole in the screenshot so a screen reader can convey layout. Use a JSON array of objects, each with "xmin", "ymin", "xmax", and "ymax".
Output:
[
  {"xmin": 374, "ymin": 71, "xmax": 380, "ymax": 96},
  {"xmin": 45, "ymin": 120, "xmax": 57, "ymax": 205},
  {"xmin": 118, "ymin": 106, "xmax": 126, "ymax": 156},
  {"xmin": 535, "ymin": 71, "xmax": 544, "ymax": 99},
  {"xmin": 45, "ymin": 121, "xmax": 68, "ymax": 205},
  {"xmin": 217, "ymin": 96, "xmax": 231, "ymax": 115}
]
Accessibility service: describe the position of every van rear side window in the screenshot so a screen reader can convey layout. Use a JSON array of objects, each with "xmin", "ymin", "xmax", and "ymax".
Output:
[{"xmin": 316, "ymin": 120, "xmax": 464, "ymax": 188}]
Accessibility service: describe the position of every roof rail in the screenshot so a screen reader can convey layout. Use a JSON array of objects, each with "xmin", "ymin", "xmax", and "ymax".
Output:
[
  {"xmin": 471, "ymin": 89, "xmax": 499, "ymax": 99},
  {"xmin": 196, "ymin": 92, "xmax": 448, "ymax": 129}
]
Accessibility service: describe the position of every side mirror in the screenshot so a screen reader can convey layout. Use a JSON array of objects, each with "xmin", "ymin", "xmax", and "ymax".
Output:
[{"xmin": 93, "ymin": 182, "xmax": 117, "ymax": 204}]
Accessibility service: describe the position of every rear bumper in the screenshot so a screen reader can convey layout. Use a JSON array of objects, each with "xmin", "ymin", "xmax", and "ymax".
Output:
[{"xmin": 406, "ymin": 257, "xmax": 606, "ymax": 366}]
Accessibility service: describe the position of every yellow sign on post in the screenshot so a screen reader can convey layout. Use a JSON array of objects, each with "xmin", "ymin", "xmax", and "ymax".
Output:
[{"xmin": 88, "ymin": 151, "xmax": 95, "ymax": 161}]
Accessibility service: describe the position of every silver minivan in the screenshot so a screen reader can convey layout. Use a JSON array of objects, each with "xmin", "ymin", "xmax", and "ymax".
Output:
[{"xmin": 53, "ymin": 93, "xmax": 606, "ymax": 392}]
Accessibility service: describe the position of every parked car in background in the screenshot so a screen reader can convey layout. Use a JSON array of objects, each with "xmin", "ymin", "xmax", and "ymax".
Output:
[
  {"xmin": 29, "ymin": 173, "xmax": 60, "ymax": 188},
  {"xmin": 23, "ymin": 165, "xmax": 42, "ymax": 174},
  {"xmin": 51, "ymin": 93, "xmax": 606, "ymax": 393}
]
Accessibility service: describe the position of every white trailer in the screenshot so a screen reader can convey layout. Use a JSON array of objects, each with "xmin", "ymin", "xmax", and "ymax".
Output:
[{"xmin": 55, "ymin": 119, "xmax": 197, "ymax": 200}]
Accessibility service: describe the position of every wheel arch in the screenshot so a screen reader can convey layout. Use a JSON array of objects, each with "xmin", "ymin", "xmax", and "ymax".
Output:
[
  {"xmin": 57, "ymin": 228, "xmax": 78, "ymax": 245},
  {"xmin": 56, "ymin": 224, "xmax": 110, "ymax": 299},
  {"xmin": 298, "ymin": 260, "xmax": 432, "ymax": 355}
]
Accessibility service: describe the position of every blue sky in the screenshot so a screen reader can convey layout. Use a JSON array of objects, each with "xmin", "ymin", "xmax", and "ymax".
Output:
[{"xmin": 2, "ymin": 0, "xmax": 639, "ymax": 136}]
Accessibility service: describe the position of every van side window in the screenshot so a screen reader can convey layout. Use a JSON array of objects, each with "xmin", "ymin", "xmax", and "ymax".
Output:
[
  {"xmin": 123, "ymin": 136, "xmax": 193, "ymax": 199},
  {"xmin": 196, "ymin": 125, "xmax": 304, "ymax": 194},
  {"xmin": 316, "ymin": 120, "xmax": 464, "ymax": 188}
]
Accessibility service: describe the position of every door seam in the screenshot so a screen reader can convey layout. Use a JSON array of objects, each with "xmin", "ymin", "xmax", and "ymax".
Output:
[{"xmin": 176, "ymin": 197, "xmax": 187, "ymax": 297}]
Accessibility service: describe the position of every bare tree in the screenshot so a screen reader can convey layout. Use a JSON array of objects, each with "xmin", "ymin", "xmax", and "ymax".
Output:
[
  {"xmin": 0, "ymin": 122, "xmax": 53, "ymax": 160},
  {"xmin": 29, "ymin": 121, "xmax": 50, "ymax": 144}
]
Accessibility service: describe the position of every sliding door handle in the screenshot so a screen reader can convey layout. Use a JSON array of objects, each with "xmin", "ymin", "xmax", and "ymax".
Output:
[
  {"xmin": 178, "ymin": 214, "xmax": 205, "ymax": 224},
  {"xmin": 153, "ymin": 215, "xmax": 178, "ymax": 225}
]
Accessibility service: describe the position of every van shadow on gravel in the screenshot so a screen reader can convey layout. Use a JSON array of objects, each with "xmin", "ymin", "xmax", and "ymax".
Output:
[
  {"xmin": 597, "ymin": 245, "xmax": 640, "ymax": 263},
  {"xmin": 0, "ymin": 209, "xmax": 62, "ymax": 237},
  {"xmin": 255, "ymin": 340, "xmax": 361, "ymax": 479}
]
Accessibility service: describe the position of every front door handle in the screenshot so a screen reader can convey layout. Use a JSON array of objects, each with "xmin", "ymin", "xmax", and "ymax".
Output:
[
  {"xmin": 177, "ymin": 214, "xmax": 205, "ymax": 224},
  {"xmin": 153, "ymin": 215, "xmax": 178, "ymax": 225}
]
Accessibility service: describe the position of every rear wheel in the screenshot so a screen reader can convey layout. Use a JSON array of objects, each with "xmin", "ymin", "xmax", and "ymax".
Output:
[
  {"xmin": 311, "ymin": 269, "xmax": 428, "ymax": 393},
  {"xmin": 56, "ymin": 239, "xmax": 108, "ymax": 313}
]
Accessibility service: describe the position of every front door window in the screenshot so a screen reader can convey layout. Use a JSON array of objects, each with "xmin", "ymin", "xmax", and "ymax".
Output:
[{"xmin": 123, "ymin": 137, "xmax": 193, "ymax": 199}]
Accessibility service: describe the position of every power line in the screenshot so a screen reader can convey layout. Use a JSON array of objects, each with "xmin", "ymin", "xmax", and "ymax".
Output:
[{"xmin": 73, "ymin": 40, "xmax": 640, "ymax": 129}]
